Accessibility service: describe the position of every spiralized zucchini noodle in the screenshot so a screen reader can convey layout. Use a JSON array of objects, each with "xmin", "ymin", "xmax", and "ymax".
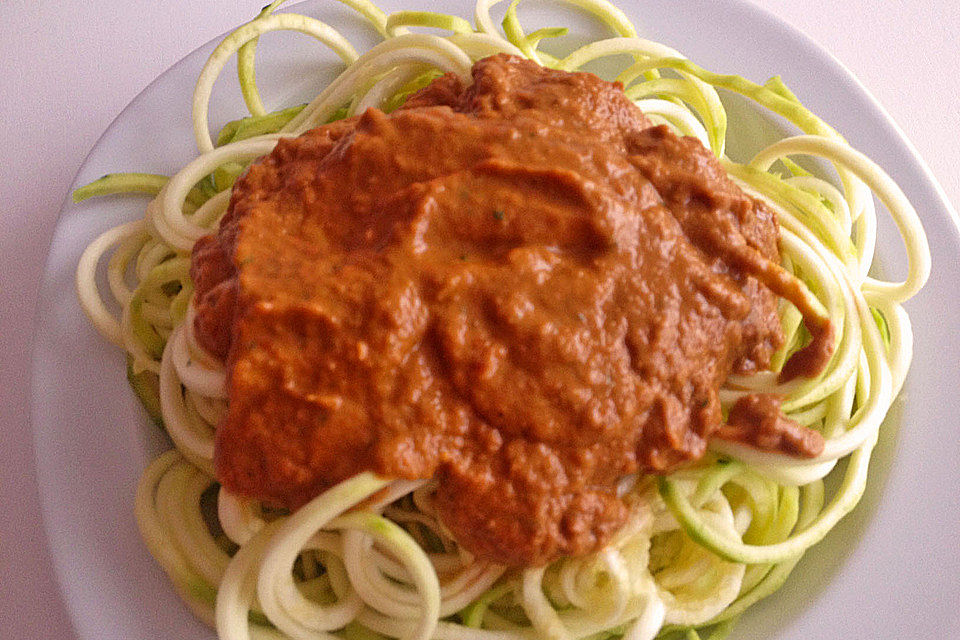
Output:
[{"xmin": 74, "ymin": 1, "xmax": 930, "ymax": 639}]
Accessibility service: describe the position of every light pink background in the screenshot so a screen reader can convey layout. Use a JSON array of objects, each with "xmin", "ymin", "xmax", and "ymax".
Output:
[{"xmin": 1, "ymin": 1, "xmax": 956, "ymax": 637}]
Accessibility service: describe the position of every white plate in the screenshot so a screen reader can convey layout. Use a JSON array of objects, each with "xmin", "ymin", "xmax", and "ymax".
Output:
[{"xmin": 31, "ymin": 1, "xmax": 960, "ymax": 638}]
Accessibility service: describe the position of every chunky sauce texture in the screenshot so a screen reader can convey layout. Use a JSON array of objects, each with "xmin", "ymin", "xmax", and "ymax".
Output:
[{"xmin": 191, "ymin": 55, "xmax": 826, "ymax": 566}]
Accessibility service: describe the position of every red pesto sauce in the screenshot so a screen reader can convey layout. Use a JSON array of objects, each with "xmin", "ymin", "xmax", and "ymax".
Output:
[{"xmin": 191, "ymin": 55, "xmax": 829, "ymax": 566}]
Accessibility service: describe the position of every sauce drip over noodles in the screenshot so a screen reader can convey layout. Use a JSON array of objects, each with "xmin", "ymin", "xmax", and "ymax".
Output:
[{"xmin": 191, "ymin": 55, "xmax": 828, "ymax": 566}]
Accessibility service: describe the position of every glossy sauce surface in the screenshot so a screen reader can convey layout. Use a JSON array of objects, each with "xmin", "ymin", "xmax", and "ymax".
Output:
[{"xmin": 192, "ymin": 55, "xmax": 825, "ymax": 565}]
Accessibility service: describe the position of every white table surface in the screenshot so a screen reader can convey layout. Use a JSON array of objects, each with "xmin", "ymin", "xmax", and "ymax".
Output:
[{"xmin": 1, "ymin": 1, "xmax": 957, "ymax": 637}]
